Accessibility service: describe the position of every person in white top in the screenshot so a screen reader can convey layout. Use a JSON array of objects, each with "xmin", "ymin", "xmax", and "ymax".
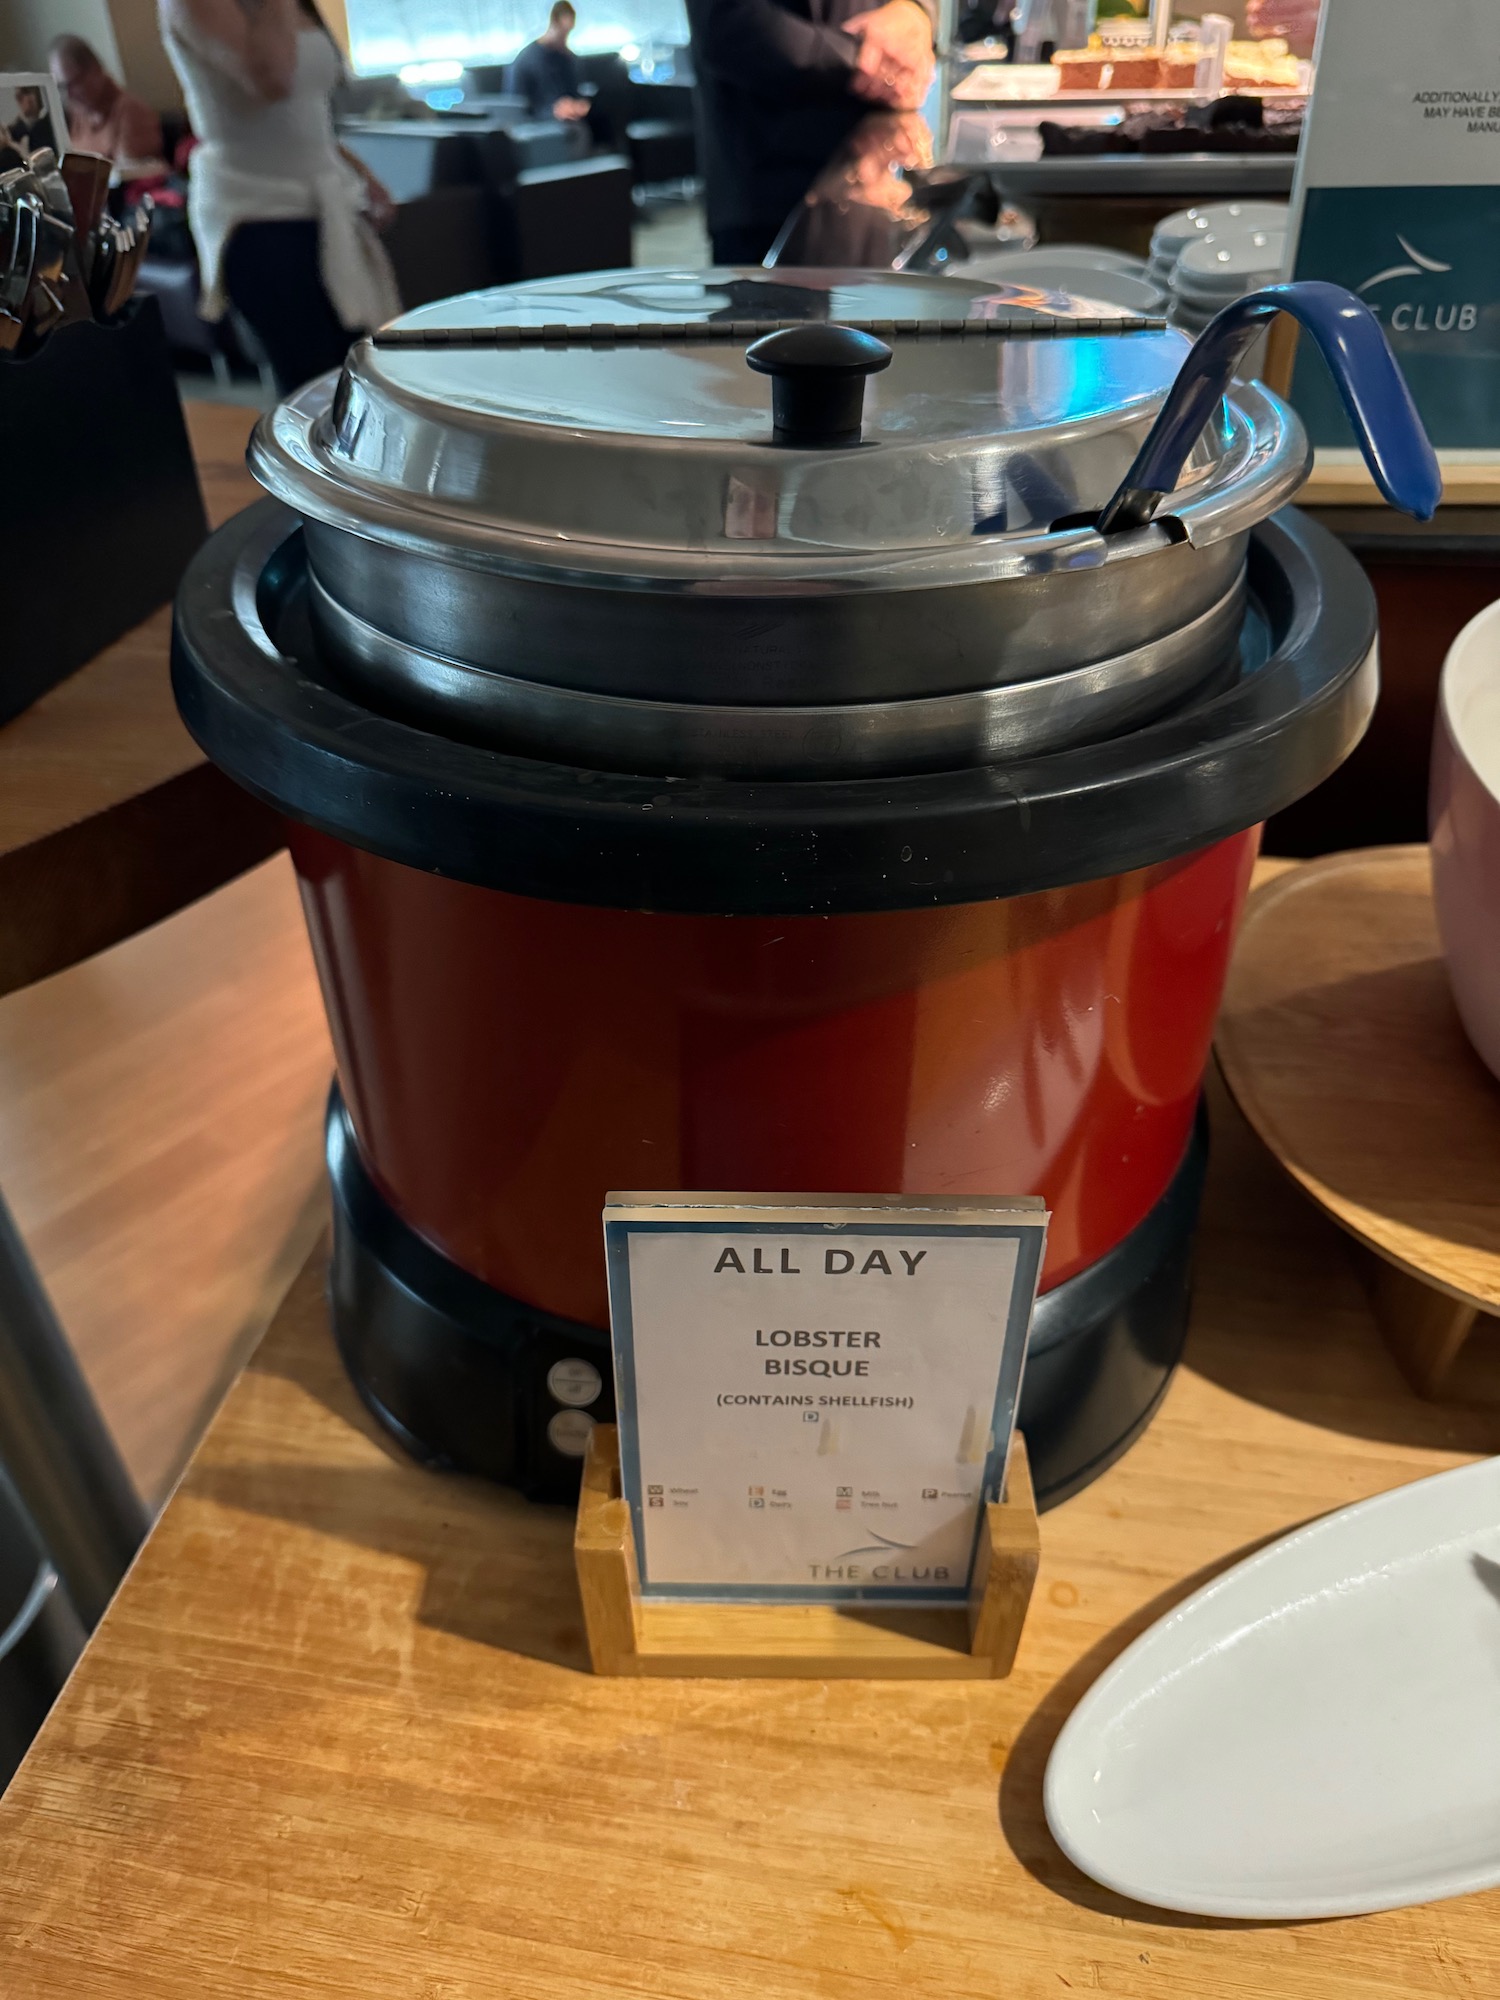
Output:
[{"xmin": 160, "ymin": 0, "xmax": 401, "ymax": 391}]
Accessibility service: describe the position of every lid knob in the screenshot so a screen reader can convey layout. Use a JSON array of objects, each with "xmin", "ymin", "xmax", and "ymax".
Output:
[{"xmin": 745, "ymin": 323, "xmax": 893, "ymax": 448}]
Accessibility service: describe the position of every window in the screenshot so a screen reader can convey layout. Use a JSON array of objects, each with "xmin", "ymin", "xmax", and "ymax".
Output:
[{"xmin": 344, "ymin": 0, "xmax": 690, "ymax": 75}]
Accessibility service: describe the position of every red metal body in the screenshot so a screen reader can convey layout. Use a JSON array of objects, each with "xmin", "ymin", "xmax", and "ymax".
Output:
[{"xmin": 289, "ymin": 826, "xmax": 1260, "ymax": 1329}]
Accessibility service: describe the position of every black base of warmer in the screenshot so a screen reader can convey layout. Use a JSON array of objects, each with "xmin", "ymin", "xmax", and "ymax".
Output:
[{"xmin": 327, "ymin": 1090, "xmax": 1208, "ymax": 1510}]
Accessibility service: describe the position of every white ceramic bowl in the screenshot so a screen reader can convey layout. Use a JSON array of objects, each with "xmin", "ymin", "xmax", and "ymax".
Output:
[{"xmin": 1430, "ymin": 595, "xmax": 1500, "ymax": 1080}]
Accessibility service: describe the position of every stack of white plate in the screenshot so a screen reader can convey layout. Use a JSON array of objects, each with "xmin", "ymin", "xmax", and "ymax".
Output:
[
  {"xmin": 1170, "ymin": 226, "xmax": 1287, "ymax": 333},
  {"xmin": 1146, "ymin": 211, "xmax": 1206, "ymax": 292},
  {"xmin": 1147, "ymin": 200, "xmax": 1289, "ymax": 306},
  {"xmin": 957, "ymin": 242, "xmax": 1165, "ymax": 316}
]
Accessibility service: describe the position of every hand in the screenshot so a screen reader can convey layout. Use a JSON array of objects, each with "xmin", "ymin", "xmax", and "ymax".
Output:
[
  {"xmin": 841, "ymin": 110, "xmax": 935, "ymax": 210},
  {"xmin": 553, "ymin": 95, "xmax": 591, "ymax": 120},
  {"xmin": 845, "ymin": 0, "xmax": 934, "ymax": 111},
  {"xmin": 361, "ymin": 171, "xmax": 396, "ymax": 231},
  {"xmin": 1244, "ymin": 0, "xmax": 1320, "ymax": 56}
]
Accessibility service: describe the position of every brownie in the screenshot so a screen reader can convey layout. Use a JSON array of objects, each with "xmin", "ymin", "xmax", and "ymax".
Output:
[{"xmin": 1038, "ymin": 119, "xmax": 1116, "ymax": 154}]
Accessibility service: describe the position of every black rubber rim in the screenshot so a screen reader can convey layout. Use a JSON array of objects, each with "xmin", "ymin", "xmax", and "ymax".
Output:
[
  {"xmin": 1021, "ymin": 1100, "xmax": 1206, "ymax": 1505},
  {"xmin": 327, "ymin": 1084, "xmax": 1206, "ymax": 1508},
  {"xmin": 172, "ymin": 499, "xmax": 1376, "ymax": 915},
  {"xmin": 328, "ymin": 1095, "xmax": 607, "ymax": 1355}
]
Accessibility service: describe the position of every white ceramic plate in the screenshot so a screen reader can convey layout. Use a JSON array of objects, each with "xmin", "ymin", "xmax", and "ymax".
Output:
[{"xmin": 1044, "ymin": 1458, "xmax": 1500, "ymax": 1918}]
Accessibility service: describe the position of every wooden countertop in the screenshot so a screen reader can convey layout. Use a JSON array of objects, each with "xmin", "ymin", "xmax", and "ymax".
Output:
[
  {"xmin": 4, "ymin": 939, "xmax": 1500, "ymax": 1987},
  {"xmin": 1305, "ymin": 450, "xmax": 1500, "ymax": 514},
  {"xmin": 0, "ymin": 401, "xmax": 281, "ymax": 999},
  {"xmin": 0, "ymin": 854, "xmax": 331, "ymax": 1508}
]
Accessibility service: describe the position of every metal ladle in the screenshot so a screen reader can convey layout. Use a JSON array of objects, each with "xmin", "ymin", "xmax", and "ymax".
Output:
[{"xmin": 1096, "ymin": 281, "xmax": 1443, "ymax": 532}]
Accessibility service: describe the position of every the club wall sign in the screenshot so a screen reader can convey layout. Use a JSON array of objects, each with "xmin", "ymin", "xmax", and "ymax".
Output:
[{"xmin": 1285, "ymin": 0, "xmax": 1500, "ymax": 448}]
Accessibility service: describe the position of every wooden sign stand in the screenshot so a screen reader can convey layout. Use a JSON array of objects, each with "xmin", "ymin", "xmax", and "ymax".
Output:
[{"xmin": 574, "ymin": 1425, "xmax": 1039, "ymax": 1680}]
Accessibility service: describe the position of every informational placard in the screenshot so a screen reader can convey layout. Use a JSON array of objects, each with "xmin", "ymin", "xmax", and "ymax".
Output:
[
  {"xmin": 604, "ymin": 1194, "xmax": 1048, "ymax": 1605},
  {"xmin": 1286, "ymin": 0, "xmax": 1500, "ymax": 449}
]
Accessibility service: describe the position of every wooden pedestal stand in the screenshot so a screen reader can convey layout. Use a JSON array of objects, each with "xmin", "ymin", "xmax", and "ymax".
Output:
[
  {"xmin": 574, "ymin": 1425, "xmax": 1039, "ymax": 1679},
  {"xmin": 1217, "ymin": 846, "xmax": 1500, "ymax": 1398}
]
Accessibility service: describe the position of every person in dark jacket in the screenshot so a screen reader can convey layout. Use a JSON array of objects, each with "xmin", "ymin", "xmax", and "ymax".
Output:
[
  {"xmin": 7, "ymin": 84, "xmax": 58, "ymax": 158},
  {"xmin": 511, "ymin": 3, "xmax": 591, "ymax": 121},
  {"xmin": 687, "ymin": 0, "xmax": 935, "ymax": 264}
]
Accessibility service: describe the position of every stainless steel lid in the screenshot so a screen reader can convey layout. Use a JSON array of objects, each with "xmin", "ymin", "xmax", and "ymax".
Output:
[{"xmin": 251, "ymin": 266, "xmax": 1307, "ymax": 588}]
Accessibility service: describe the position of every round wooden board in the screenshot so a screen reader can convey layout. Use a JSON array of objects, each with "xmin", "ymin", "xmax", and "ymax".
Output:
[{"xmin": 1216, "ymin": 846, "xmax": 1500, "ymax": 1332}]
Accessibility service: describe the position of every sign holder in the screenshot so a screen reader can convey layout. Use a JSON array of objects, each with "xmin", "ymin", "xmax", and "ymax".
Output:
[{"xmin": 574, "ymin": 1424, "xmax": 1039, "ymax": 1680}]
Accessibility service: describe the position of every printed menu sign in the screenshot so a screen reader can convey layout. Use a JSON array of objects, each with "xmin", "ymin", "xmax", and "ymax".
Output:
[
  {"xmin": 604, "ymin": 1194, "xmax": 1047, "ymax": 1604},
  {"xmin": 1286, "ymin": 0, "xmax": 1500, "ymax": 448}
]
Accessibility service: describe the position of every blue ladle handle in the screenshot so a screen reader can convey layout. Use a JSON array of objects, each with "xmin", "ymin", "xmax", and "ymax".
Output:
[{"xmin": 1096, "ymin": 280, "xmax": 1442, "ymax": 535}]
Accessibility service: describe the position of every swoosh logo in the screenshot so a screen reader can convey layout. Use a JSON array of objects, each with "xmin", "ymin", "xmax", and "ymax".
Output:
[
  {"xmin": 834, "ymin": 1529, "xmax": 916, "ymax": 1558},
  {"xmin": 1398, "ymin": 233, "xmax": 1454, "ymax": 273},
  {"xmin": 1358, "ymin": 233, "xmax": 1454, "ymax": 294}
]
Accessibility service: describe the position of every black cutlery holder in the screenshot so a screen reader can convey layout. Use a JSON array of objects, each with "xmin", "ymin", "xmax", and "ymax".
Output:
[{"xmin": 1, "ymin": 296, "xmax": 207, "ymax": 726}]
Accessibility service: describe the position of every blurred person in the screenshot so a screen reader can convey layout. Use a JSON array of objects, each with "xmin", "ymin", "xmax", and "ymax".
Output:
[
  {"xmin": 159, "ymin": 0, "xmax": 400, "ymax": 393},
  {"xmin": 956, "ymin": 0, "xmax": 1014, "ymax": 49},
  {"xmin": 688, "ymin": 0, "xmax": 936, "ymax": 265},
  {"xmin": 512, "ymin": 3, "xmax": 591, "ymax": 122},
  {"xmin": 1010, "ymin": 0, "xmax": 1094, "ymax": 61},
  {"xmin": 7, "ymin": 83, "xmax": 58, "ymax": 157},
  {"xmin": 49, "ymin": 34, "xmax": 165, "ymax": 170},
  {"xmin": 770, "ymin": 107, "xmax": 934, "ymax": 264}
]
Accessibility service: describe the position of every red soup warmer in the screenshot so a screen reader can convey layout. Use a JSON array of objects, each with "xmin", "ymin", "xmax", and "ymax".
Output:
[{"xmin": 172, "ymin": 267, "xmax": 1438, "ymax": 1505}]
